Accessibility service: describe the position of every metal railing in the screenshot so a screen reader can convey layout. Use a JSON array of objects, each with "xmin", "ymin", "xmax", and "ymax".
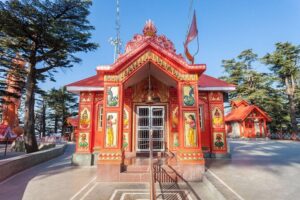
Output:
[{"xmin": 149, "ymin": 129, "xmax": 156, "ymax": 200}]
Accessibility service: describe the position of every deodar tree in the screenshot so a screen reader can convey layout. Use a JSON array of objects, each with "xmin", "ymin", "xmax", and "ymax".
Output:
[
  {"xmin": 0, "ymin": 0, "xmax": 97, "ymax": 153},
  {"xmin": 263, "ymin": 42, "xmax": 300, "ymax": 133}
]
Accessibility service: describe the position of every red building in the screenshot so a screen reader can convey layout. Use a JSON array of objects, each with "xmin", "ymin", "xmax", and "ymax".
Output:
[
  {"xmin": 225, "ymin": 100, "xmax": 272, "ymax": 138},
  {"xmin": 66, "ymin": 21, "xmax": 235, "ymax": 181}
]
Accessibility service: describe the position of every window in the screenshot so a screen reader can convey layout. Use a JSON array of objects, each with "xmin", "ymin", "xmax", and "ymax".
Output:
[
  {"xmin": 98, "ymin": 105, "xmax": 103, "ymax": 130},
  {"xmin": 199, "ymin": 105, "xmax": 205, "ymax": 131}
]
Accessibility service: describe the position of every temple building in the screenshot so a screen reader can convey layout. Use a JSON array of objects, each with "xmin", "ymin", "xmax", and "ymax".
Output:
[
  {"xmin": 66, "ymin": 21, "xmax": 235, "ymax": 181},
  {"xmin": 225, "ymin": 100, "xmax": 271, "ymax": 138}
]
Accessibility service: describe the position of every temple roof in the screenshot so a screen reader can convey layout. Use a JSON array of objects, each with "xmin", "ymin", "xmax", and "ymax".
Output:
[
  {"xmin": 198, "ymin": 74, "xmax": 235, "ymax": 91},
  {"xmin": 225, "ymin": 102, "xmax": 272, "ymax": 122},
  {"xmin": 66, "ymin": 20, "xmax": 235, "ymax": 93},
  {"xmin": 66, "ymin": 73, "xmax": 235, "ymax": 93},
  {"xmin": 67, "ymin": 117, "xmax": 78, "ymax": 127}
]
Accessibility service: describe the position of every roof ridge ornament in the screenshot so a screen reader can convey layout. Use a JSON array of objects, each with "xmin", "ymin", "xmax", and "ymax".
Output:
[{"xmin": 143, "ymin": 19, "xmax": 157, "ymax": 37}]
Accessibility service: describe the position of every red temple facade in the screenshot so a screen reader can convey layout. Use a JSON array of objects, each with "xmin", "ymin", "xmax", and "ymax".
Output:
[
  {"xmin": 225, "ymin": 100, "xmax": 271, "ymax": 138},
  {"xmin": 66, "ymin": 21, "xmax": 235, "ymax": 181}
]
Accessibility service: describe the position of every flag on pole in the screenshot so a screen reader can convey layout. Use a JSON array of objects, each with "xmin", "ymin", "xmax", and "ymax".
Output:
[{"xmin": 184, "ymin": 10, "xmax": 198, "ymax": 64}]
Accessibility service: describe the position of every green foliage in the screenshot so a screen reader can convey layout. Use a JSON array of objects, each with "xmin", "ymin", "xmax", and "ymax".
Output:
[
  {"xmin": 46, "ymin": 86, "xmax": 78, "ymax": 135},
  {"xmin": 0, "ymin": 0, "xmax": 98, "ymax": 152},
  {"xmin": 221, "ymin": 48, "xmax": 295, "ymax": 132},
  {"xmin": 262, "ymin": 42, "xmax": 300, "ymax": 132}
]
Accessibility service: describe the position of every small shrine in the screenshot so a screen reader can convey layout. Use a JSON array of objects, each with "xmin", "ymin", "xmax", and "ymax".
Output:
[
  {"xmin": 66, "ymin": 21, "xmax": 235, "ymax": 181},
  {"xmin": 225, "ymin": 100, "xmax": 272, "ymax": 138}
]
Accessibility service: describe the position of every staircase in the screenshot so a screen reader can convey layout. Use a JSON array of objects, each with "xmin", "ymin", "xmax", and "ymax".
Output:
[{"xmin": 119, "ymin": 153, "xmax": 183, "ymax": 183}]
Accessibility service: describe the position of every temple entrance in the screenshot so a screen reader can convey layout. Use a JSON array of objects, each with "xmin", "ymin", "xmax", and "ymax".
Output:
[{"xmin": 136, "ymin": 106, "xmax": 165, "ymax": 152}]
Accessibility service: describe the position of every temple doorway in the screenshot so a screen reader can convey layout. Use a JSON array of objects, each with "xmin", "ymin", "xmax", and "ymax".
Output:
[{"xmin": 136, "ymin": 106, "xmax": 165, "ymax": 152}]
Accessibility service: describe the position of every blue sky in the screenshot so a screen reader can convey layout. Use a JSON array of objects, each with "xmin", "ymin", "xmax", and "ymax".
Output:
[{"xmin": 41, "ymin": 0, "xmax": 300, "ymax": 90}]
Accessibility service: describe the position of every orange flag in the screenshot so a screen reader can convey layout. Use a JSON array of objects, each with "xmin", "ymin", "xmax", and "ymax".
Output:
[{"xmin": 184, "ymin": 10, "xmax": 198, "ymax": 64}]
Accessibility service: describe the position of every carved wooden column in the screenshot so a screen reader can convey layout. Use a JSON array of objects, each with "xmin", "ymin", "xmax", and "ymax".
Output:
[
  {"xmin": 176, "ymin": 81, "xmax": 204, "ymax": 181},
  {"xmin": 97, "ymin": 83, "xmax": 124, "ymax": 181},
  {"xmin": 208, "ymin": 92, "xmax": 228, "ymax": 157},
  {"xmin": 72, "ymin": 92, "xmax": 95, "ymax": 166}
]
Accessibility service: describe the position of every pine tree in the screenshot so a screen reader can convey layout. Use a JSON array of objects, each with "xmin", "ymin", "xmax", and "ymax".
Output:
[
  {"xmin": 262, "ymin": 42, "xmax": 300, "ymax": 133},
  {"xmin": 0, "ymin": 0, "xmax": 97, "ymax": 152},
  {"xmin": 46, "ymin": 87, "xmax": 77, "ymax": 136},
  {"xmin": 221, "ymin": 49, "xmax": 289, "ymax": 132}
]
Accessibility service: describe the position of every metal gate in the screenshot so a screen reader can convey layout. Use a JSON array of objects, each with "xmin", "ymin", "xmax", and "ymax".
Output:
[{"xmin": 136, "ymin": 106, "xmax": 165, "ymax": 152}]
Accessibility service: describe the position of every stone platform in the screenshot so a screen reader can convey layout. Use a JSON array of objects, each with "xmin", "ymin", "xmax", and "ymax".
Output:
[{"xmin": 97, "ymin": 155, "xmax": 204, "ymax": 182}]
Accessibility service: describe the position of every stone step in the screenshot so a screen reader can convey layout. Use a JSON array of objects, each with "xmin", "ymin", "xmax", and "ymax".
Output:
[
  {"xmin": 126, "ymin": 165, "xmax": 150, "ymax": 172},
  {"xmin": 119, "ymin": 172, "xmax": 150, "ymax": 182}
]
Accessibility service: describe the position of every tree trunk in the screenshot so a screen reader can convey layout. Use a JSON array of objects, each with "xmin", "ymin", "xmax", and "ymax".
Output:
[
  {"xmin": 62, "ymin": 105, "xmax": 66, "ymax": 137},
  {"xmin": 24, "ymin": 67, "xmax": 38, "ymax": 153},
  {"xmin": 42, "ymin": 101, "xmax": 46, "ymax": 137},
  {"xmin": 54, "ymin": 115, "xmax": 58, "ymax": 134},
  {"xmin": 288, "ymin": 94, "xmax": 298, "ymax": 133}
]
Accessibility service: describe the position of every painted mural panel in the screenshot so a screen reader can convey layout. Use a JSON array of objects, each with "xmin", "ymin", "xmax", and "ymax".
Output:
[
  {"xmin": 105, "ymin": 112, "xmax": 118, "ymax": 147},
  {"xmin": 212, "ymin": 107, "xmax": 224, "ymax": 128},
  {"xmin": 183, "ymin": 85, "xmax": 195, "ymax": 106},
  {"xmin": 123, "ymin": 107, "xmax": 129, "ymax": 129},
  {"xmin": 107, "ymin": 86, "xmax": 119, "ymax": 107},
  {"xmin": 78, "ymin": 132, "xmax": 89, "ymax": 150},
  {"xmin": 171, "ymin": 105, "xmax": 179, "ymax": 131},
  {"xmin": 173, "ymin": 132, "xmax": 179, "ymax": 147},
  {"xmin": 123, "ymin": 132, "xmax": 129, "ymax": 151},
  {"xmin": 79, "ymin": 107, "xmax": 91, "ymax": 129},
  {"xmin": 184, "ymin": 112, "xmax": 198, "ymax": 147},
  {"xmin": 213, "ymin": 132, "xmax": 226, "ymax": 150}
]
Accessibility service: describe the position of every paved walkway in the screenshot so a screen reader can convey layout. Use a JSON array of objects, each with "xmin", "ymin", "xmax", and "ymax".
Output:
[
  {"xmin": 0, "ymin": 144, "xmax": 96, "ymax": 200},
  {"xmin": 0, "ymin": 144, "xmax": 223, "ymax": 200},
  {"xmin": 206, "ymin": 139, "xmax": 300, "ymax": 200},
  {"xmin": 0, "ymin": 144, "xmax": 25, "ymax": 160}
]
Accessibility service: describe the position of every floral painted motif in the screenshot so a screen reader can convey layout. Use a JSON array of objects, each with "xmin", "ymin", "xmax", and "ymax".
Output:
[
  {"xmin": 183, "ymin": 86, "xmax": 195, "ymax": 106},
  {"xmin": 123, "ymin": 132, "xmax": 129, "ymax": 151},
  {"xmin": 171, "ymin": 106, "xmax": 179, "ymax": 131},
  {"xmin": 107, "ymin": 86, "xmax": 119, "ymax": 107},
  {"xmin": 78, "ymin": 133, "xmax": 89, "ymax": 149},
  {"xmin": 123, "ymin": 108, "xmax": 129, "ymax": 129},
  {"xmin": 173, "ymin": 132, "xmax": 179, "ymax": 147},
  {"xmin": 213, "ymin": 132, "xmax": 225, "ymax": 150}
]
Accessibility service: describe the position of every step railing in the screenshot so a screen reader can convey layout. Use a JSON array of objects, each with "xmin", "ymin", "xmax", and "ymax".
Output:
[
  {"xmin": 149, "ymin": 129, "xmax": 156, "ymax": 200},
  {"xmin": 153, "ymin": 164, "xmax": 177, "ymax": 183}
]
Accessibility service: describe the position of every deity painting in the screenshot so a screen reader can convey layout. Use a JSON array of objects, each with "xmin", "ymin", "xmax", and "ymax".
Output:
[
  {"xmin": 123, "ymin": 108, "xmax": 129, "ymax": 129},
  {"xmin": 213, "ymin": 132, "xmax": 225, "ymax": 150},
  {"xmin": 105, "ymin": 112, "xmax": 118, "ymax": 147},
  {"xmin": 171, "ymin": 106, "xmax": 179, "ymax": 131},
  {"xmin": 78, "ymin": 132, "xmax": 89, "ymax": 150},
  {"xmin": 184, "ymin": 112, "xmax": 198, "ymax": 147},
  {"xmin": 173, "ymin": 132, "xmax": 179, "ymax": 147},
  {"xmin": 212, "ymin": 107, "xmax": 224, "ymax": 128},
  {"xmin": 123, "ymin": 132, "xmax": 129, "ymax": 151},
  {"xmin": 79, "ymin": 108, "xmax": 90, "ymax": 129},
  {"xmin": 107, "ymin": 86, "xmax": 119, "ymax": 107},
  {"xmin": 183, "ymin": 86, "xmax": 195, "ymax": 106}
]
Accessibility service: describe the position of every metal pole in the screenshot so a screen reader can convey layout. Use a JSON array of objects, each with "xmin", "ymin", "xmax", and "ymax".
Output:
[
  {"xmin": 4, "ymin": 137, "xmax": 9, "ymax": 157},
  {"xmin": 149, "ymin": 129, "xmax": 156, "ymax": 200}
]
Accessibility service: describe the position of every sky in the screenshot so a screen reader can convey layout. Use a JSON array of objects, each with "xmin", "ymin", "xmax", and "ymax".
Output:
[{"xmin": 41, "ymin": 0, "xmax": 300, "ymax": 90}]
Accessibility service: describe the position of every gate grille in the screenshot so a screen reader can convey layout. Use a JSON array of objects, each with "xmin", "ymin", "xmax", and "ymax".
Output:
[{"xmin": 137, "ymin": 106, "xmax": 165, "ymax": 151}]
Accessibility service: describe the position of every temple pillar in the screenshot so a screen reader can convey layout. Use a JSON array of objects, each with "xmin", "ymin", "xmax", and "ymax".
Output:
[
  {"xmin": 97, "ymin": 83, "xmax": 125, "ymax": 181},
  {"xmin": 176, "ymin": 81, "xmax": 204, "ymax": 181},
  {"xmin": 208, "ymin": 92, "xmax": 229, "ymax": 158},
  {"xmin": 72, "ymin": 92, "xmax": 95, "ymax": 166},
  {"xmin": 92, "ymin": 92, "xmax": 104, "ymax": 165}
]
